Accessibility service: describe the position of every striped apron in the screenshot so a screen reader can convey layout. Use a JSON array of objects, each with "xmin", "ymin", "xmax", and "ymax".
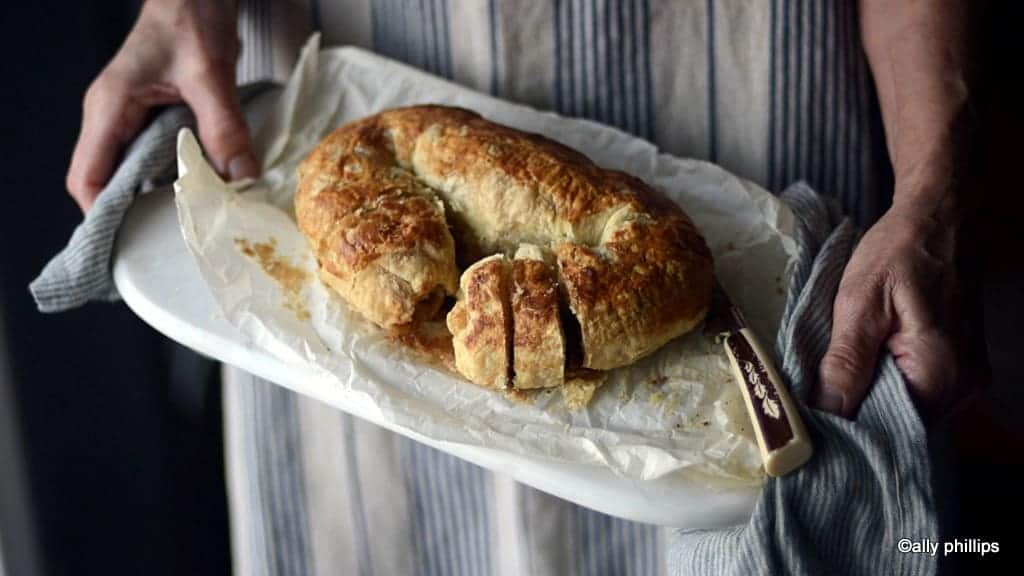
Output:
[{"xmin": 228, "ymin": 1, "xmax": 888, "ymax": 574}]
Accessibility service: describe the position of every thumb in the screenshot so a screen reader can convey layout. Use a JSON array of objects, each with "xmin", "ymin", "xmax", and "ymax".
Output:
[
  {"xmin": 181, "ymin": 66, "xmax": 259, "ymax": 181},
  {"xmin": 816, "ymin": 276, "xmax": 892, "ymax": 418}
]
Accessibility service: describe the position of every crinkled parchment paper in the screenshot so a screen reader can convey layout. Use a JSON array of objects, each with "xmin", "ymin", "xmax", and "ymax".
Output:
[{"xmin": 174, "ymin": 36, "xmax": 798, "ymax": 486}]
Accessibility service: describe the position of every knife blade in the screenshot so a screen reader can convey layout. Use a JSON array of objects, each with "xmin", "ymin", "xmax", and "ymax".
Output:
[{"xmin": 708, "ymin": 279, "xmax": 812, "ymax": 477}]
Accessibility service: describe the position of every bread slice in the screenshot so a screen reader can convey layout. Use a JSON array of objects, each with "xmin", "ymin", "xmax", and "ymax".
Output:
[
  {"xmin": 447, "ymin": 255, "xmax": 513, "ymax": 389},
  {"xmin": 511, "ymin": 245, "xmax": 565, "ymax": 389}
]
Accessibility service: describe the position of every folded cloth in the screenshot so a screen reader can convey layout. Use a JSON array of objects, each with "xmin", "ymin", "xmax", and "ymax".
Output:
[
  {"xmin": 670, "ymin": 185, "xmax": 938, "ymax": 575},
  {"xmin": 30, "ymin": 83, "xmax": 275, "ymax": 312},
  {"xmin": 30, "ymin": 90, "xmax": 937, "ymax": 575}
]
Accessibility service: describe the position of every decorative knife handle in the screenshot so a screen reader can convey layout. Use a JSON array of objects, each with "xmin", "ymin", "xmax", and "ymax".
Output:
[{"xmin": 722, "ymin": 328, "xmax": 812, "ymax": 477}]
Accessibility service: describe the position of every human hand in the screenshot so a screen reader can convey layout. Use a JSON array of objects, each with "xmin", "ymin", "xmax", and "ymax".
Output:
[
  {"xmin": 814, "ymin": 203, "xmax": 962, "ymax": 421},
  {"xmin": 66, "ymin": 0, "xmax": 256, "ymax": 212}
]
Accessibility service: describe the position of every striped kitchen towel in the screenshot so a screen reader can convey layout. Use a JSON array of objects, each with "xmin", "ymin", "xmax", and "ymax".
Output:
[
  {"xmin": 669, "ymin": 185, "xmax": 938, "ymax": 575},
  {"xmin": 29, "ymin": 83, "xmax": 274, "ymax": 313}
]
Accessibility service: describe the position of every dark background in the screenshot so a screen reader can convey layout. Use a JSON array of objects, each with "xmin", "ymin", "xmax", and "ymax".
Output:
[
  {"xmin": 0, "ymin": 2, "xmax": 230, "ymax": 575},
  {"xmin": 0, "ymin": 1, "xmax": 1021, "ymax": 575}
]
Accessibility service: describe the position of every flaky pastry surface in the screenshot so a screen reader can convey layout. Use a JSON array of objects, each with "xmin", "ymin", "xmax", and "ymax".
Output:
[{"xmin": 295, "ymin": 106, "xmax": 713, "ymax": 389}]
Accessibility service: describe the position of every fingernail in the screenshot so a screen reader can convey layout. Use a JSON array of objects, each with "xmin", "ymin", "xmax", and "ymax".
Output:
[
  {"xmin": 227, "ymin": 153, "xmax": 260, "ymax": 181},
  {"xmin": 814, "ymin": 387, "xmax": 846, "ymax": 415}
]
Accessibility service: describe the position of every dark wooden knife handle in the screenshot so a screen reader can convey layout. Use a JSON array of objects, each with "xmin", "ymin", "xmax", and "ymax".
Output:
[{"xmin": 723, "ymin": 328, "xmax": 812, "ymax": 477}]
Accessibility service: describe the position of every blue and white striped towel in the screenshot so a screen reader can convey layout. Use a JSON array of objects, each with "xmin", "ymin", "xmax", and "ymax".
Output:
[
  {"xmin": 29, "ymin": 83, "xmax": 272, "ymax": 313},
  {"xmin": 668, "ymin": 186, "xmax": 937, "ymax": 575},
  {"xmin": 31, "ymin": 96, "xmax": 937, "ymax": 576}
]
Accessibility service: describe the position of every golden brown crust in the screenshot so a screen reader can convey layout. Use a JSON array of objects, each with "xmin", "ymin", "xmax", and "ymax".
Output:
[
  {"xmin": 511, "ymin": 245, "xmax": 565, "ymax": 389},
  {"xmin": 296, "ymin": 105, "xmax": 713, "ymax": 381},
  {"xmin": 554, "ymin": 207, "xmax": 713, "ymax": 369},
  {"xmin": 295, "ymin": 115, "xmax": 459, "ymax": 328}
]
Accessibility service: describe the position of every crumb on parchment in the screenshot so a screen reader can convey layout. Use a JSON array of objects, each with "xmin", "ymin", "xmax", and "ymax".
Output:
[
  {"xmin": 562, "ymin": 374, "xmax": 606, "ymax": 410},
  {"xmin": 234, "ymin": 237, "xmax": 311, "ymax": 321}
]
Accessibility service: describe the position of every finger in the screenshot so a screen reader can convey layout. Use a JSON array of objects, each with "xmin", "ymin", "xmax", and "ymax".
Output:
[
  {"xmin": 816, "ymin": 273, "xmax": 892, "ymax": 418},
  {"xmin": 66, "ymin": 77, "xmax": 153, "ymax": 212},
  {"xmin": 180, "ymin": 64, "xmax": 258, "ymax": 181},
  {"xmin": 888, "ymin": 280, "xmax": 958, "ymax": 416}
]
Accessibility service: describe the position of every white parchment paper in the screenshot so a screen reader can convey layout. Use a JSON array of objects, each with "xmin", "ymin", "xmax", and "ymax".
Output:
[{"xmin": 174, "ymin": 36, "xmax": 798, "ymax": 485}]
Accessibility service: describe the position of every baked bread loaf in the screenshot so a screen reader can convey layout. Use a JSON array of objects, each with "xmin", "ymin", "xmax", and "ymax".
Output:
[{"xmin": 295, "ymin": 105, "xmax": 713, "ymax": 388}]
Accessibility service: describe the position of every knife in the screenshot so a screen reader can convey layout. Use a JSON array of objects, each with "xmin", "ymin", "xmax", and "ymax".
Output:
[{"xmin": 707, "ymin": 279, "xmax": 812, "ymax": 477}]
